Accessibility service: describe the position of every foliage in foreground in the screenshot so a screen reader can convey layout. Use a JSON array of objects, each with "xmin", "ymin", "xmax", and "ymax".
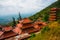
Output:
[{"xmin": 28, "ymin": 21, "xmax": 60, "ymax": 40}]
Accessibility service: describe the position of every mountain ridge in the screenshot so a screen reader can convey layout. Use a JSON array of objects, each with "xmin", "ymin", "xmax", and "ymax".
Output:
[{"xmin": 29, "ymin": 1, "xmax": 58, "ymax": 21}]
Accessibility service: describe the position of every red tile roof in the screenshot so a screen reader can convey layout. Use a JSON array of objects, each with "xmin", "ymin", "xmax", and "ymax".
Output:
[
  {"xmin": 34, "ymin": 25, "xmax": 40, "ymax": 29},
  {"xmin": 22, "ymin": 23, "xmax": 33, "ymax": 29},
  {"xmin": 22, "ymin": 27, "xmax": 40, "ymax": 34},
  {"xmin": 42, "ymin": 22, "xmax": 47, "ymax": 26},
  {"xmin": 18, "ymin": 18, "xmax": 33, "ymax": 29},
  {"xmin": 22, "ymin": 18, "xmax": 32, "ymax": 23},
  {"xmin": 16, "ymin": 23, "xmax": 22, "ymax": 28},
  {"xmin": 51, "ymin": 8, "xmax": 57, "ymax": 11},
  {"xmin": 34, "ymin": 22, "xmax": 47, "ymax": 26},
  {"xmin": 49, "ymin": 18, "xmax": 56, "ymax": 21},
  {"xmin": 13, "ymin": 27, "xmax": 22, "ymax": 34},
  {"xmin": 2, "ymin": 26, "xmax": 12, "ymax": 32},
  {"xmin": 0, "ymin": 31, "xmax": 18, "ymax": 40}
]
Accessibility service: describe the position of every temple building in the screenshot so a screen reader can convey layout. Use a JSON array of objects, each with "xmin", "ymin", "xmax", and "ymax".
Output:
[
  {"xmin": 0, "ymin": 14, "xmax": 47, "ymax": 40},
  {"xmin": 18, "ymin": 18, "xmax": 40, "ymax": 34}
]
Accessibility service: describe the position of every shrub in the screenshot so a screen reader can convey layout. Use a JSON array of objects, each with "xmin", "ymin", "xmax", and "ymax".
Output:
[{"xmin": 49, "ymin": 21, "xmax": 59, "ymax": 28}]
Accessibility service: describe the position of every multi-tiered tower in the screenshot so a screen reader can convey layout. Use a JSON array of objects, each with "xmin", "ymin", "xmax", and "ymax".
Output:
[
  {"xmin": 49, "ymin": 8, "xmax": 57, "ymax": 22},
  {"xmin": 49, "ymin": 8, "xmax": 60, "ymax": 22}
]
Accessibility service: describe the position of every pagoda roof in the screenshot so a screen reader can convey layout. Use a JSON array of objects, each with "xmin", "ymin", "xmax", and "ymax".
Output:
[{"xmin": 0, "ymin": 31, "xmax": 18, "ymax": 40}]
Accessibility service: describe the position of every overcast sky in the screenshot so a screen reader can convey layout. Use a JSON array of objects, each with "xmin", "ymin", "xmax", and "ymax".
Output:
[{"xmin": 0, "ymin": 0, "xmax": 57, "ymax": 16}]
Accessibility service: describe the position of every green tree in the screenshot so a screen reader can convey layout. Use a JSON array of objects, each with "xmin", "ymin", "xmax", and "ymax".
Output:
[
  {"xmin": 12, "ymin": 17, "xmax": 16, "ymax": 27},
  {"xmin": 0, "ymin": 28, "xmax": 2, "ymax": 31},
  {"xmin": 43, "ymin": 13, "xmax": 49, "ymax": 22},
  {"xmin": 18, "ymin": 12, "xmax": 22, "ymax": 20},
  {"xmin": 57, "ymin": 0, "xmax": 60, "ymax": 8},
  {"xmin": 29, "ymin": 33, "xmax": 36, "ymax": 40}
]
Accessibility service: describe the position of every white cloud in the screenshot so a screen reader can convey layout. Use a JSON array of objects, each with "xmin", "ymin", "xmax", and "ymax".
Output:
[{"xmin": 0, "ymin": 0, "xmax": 57, "ymax": 16}]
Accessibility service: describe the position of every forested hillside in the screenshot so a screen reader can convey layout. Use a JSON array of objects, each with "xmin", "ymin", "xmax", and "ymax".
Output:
[{"xmin": 29, "ymin": 0, "xmax": 59, "ymax": 22}]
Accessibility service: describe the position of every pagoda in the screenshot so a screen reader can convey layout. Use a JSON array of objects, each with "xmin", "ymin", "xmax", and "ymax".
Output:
[{"xmin": 49, "ymin": 8, "xmax": 60, "ymax": 22}]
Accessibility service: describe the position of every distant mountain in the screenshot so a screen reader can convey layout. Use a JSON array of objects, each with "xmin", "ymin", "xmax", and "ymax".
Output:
[
  {"xmin": 0, "ymin": 13, "xmax": 33, "ymax": 25},
  {"xmin": 29, "ymin": 0, "xmax": 60, "ymax": 21}
]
